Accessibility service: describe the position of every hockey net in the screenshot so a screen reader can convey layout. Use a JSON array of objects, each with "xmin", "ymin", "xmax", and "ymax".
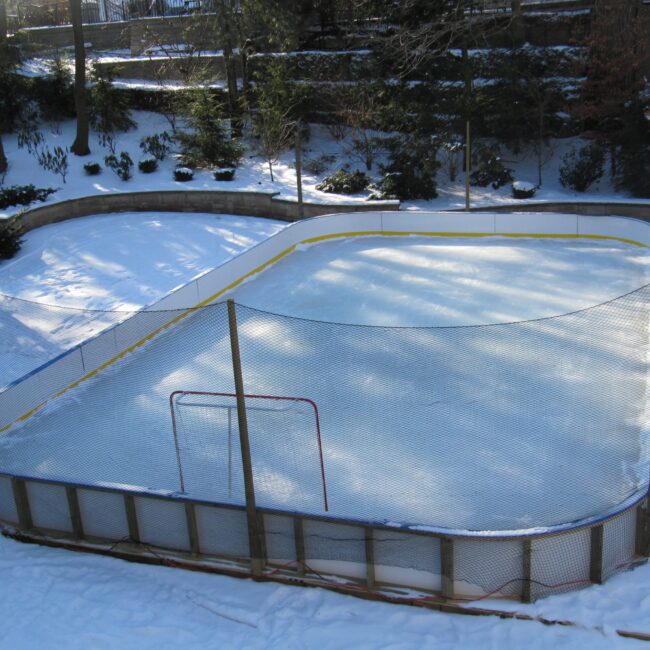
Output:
[{"xmin": 169, "ymin": 391, "xmax": 328, "ymax": 512}]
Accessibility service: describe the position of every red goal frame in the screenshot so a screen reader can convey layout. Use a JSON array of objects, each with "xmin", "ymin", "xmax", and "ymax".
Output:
[{"xmin": 170, "ymin": 390, "xmax": 329, "ymax": 511}]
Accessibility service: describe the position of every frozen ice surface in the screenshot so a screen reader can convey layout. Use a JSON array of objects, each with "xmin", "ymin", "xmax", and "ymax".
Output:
[{"xmin": 2, "ymin": 235, "xmax": 649, "ymax": 533}]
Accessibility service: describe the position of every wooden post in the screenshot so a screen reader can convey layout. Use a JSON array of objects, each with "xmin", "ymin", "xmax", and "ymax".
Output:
[
  {"xmin": 365, "ymin": 526, "xmax": 376, "ymax": 589},
  {"xmin": 590, "ymin": 525, "xmax": 604, "ymax": 584},
  {"xmin": 294, "ymin": 517, "xmax": 306, "ymax": 576},
  {"xmin": 11, "ymin": 478, "xmax": 32, "ymax": 530},
  {"xmin": 295, "ymin": 125, "xmax": 304, "ymax": 220},
  {"xmin": 522, "ymin": 538, "xmax": 533, "ymax": 603},
  {"xmin": 465, "ymin": 120, "xmax": 471, "ymax": 211},
  {"xmin": 636, "ymin": 502, "xmax": 650, "ymax": 556},
  {"xmin": 227, "ymin": 299, "xmax": 266, "ymax": 575},
  {"xmin": 123, "ymin": 494, "xmax": 140, "ymax": 544},
  {"xmin": 66, "ymin": 487, "xmax": 84, "ymax": 540},
  {"xmin": 185, "ymin": 503, "xmax": 200, "ymax": 556},
  {"xmin": 441, "ymin": 537, "xmax": 454, "ymax": 599}
]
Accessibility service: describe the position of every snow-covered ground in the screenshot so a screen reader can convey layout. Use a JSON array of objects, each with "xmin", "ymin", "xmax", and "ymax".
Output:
[
  {"xmin": 3, "ymin": 530, "xmax": 650, "ymax": 650},
  {"xmin": 1, "ymin": 110, "xmax": 645, "ymax": 222},
  {"xmin": 0, "ymin": 212, "xmax": 285, "ymax": 388}
]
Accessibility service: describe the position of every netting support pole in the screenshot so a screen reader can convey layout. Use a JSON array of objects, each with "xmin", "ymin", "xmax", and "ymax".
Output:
[
  {"xmin": 11, "ymin": 478, "xmax": 32, "ymax": 531},
  {"xmin": 294, "ymin": 517, "xmax": 306, "ymax": 576},
  {"xmin": 66, "ymin": 487, "xmax": 84, "ymax": 540},
  {"xmin": 522, "ymin": 539, "xmax": 533, "ymax": 603},
  {"xmin": 441, "ymin": 536, "xmax": 454, "ymax": 600},
  {"xmin": 365, "ymin": 527, "xmax": 376, "ymax": 589},
  {"xmin": 227, "ymin": 299, "xmax": 266, "ymax": 576},
  {"xmin": 590, "ymin": 525, "xmax": 604, "ymax": 585}
]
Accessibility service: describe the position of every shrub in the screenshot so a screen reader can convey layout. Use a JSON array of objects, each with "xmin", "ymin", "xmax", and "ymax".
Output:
[
  {"xmin": 316, "ymin": 169, "xmax": 369, "ymax": 194},
  {"xmin": 36, "ymin": 55, "xmax": 75, "ymax": 122},
  {"xmin": 138, "ymin": 156, "xmax": 158, "ymax": 173},
  {"xmin": 0, "ymin": 219, "xmax": 23, "ymax": 260},
  {"xmin": 0, "ymin": 185, "xmax": 56, "ymax": 209},
  {"xmin": 139, "ymin": 132, "xmax": 173, "ymax": 161},
  {"xmin": 83, "ymin": 162, "xmax": 101, "ymax": 175},
  {"xmin": 177, "ymin": 91, "xmax": 243, "ymax": 168},
  {"xmin": 470, "ymin": 144, "xmax": 513, "ymax": 189},
  {"xmin": 375, "ymin": 136, "xmax": 439, "ymax": 200},
  {"xmin": 511, "ymin": 181, "xmax": 537, "ymax": 199},
  {"xmin": 558, "ymin": 143, "xmax": 605, "ymax": 192},
  {"xmin": 90, "ymin": 65, "xmax": 136, "ymax": 154},
  {"xmin": 174, "ymin": 167, "xmax": 194, "ymax": 182},
  {"xmin": 104, "ymin": 152, "xmax": 133, "ymax": 181},
  {"xmin": 36, "ymin": 146, "xmax": 69, "ymax": 183},
  {"xmin": 213, "ymin": 168, "xmax": 235, "ymax": 181},
  {"xmin": 303, "ymin": 154, "xmax": 336, "ymax": 175}
]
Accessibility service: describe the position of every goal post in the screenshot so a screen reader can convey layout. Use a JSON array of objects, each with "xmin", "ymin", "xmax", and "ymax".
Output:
[{"xmin": 169, "ymin": 390, "xmax": 329, "ymax": 512}]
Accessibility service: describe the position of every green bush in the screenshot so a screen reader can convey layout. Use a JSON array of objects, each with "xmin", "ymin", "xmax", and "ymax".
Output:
[
  {"xmin": 177, "ymin": 91, "xmax": 243, "ymax": 168},
  {"xmin": 174, "ymin": 167, "xmax": 194, "ymax": 182},
  {"xmin": 139, "ymin": 132, "xmax": 173, "ymax": 161},
  {"xmin": 138, "ymin": 157, "xmax": 158, "ymax": 173},
  {"xmin": 511, "ymin": 181, "xmax": 537, "ymax": 199},
  {"xmin": 213, "ymin": 168, "xmax": 235, "ymax": 181},
  {"xmin": 559, "ymin": 143, "xmax": 605, "ymax": 192},
  {"xmin": 83, "ymin": 162, "xmax": 101, "ymax": 175},
  {"xmin": 0, "ymin": 219, "xmax": 22, "ymax": 260},
  {"xmin": 0, "ymin": 185, "xmax": 56, "ymax": 209},
  {"xmin": 470, "ymin": 144, "xmax": 513, "ymax": 189},
  {"xmin": 375, "ymin": 136, "xmax": 439, "ymax": 200},
  {"xmin": 90, "ymin": 65, "xmax": 136, "ymax": 153},
  {"xmin": 34, "ymin": 55, "xmax": 75, "ymax": 122},
  {"xmin": 316, "ymin": 169, "xmax": 369, "ymax": 194},
  {"xmin": 104, "ymin": 152, "xmax": 133, "ymax": 181}
]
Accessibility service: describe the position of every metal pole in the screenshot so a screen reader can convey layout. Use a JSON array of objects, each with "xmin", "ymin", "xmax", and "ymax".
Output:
[
  {"xmin": 227, "ymin": 299, "xmax": 265, "ymax": 575},
  {"xmin": 465, "ymin": 120, "xmax": 471, "ymax": 211}
]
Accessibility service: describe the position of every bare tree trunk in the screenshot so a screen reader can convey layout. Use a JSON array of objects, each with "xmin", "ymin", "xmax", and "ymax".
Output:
[
  {"xmin": 510, "ymin": 0, "xmax": 524, "ymax": 48},
  {"xmin": 70, "ymin": 0, "xmax": 90, "ymax": 156},
  {"xmin": 267, "ymin": 159, "xmax": 274, "ymax": 182},
  {"xmin": 219, "ymin": 0, "xmax": 240, "ymax": 133},
  {"xmin": 0, "ymin": 0, "xmax": 7, "ymax": 46},
  {"xmin": 0, "ymin": 133, "xmax": 7, "ymax": 174}
]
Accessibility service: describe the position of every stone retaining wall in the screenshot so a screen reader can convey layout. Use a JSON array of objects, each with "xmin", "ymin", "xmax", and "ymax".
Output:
[{"xmin": 8, "ymin": 190, "xmax": 400, "ymax": 234}]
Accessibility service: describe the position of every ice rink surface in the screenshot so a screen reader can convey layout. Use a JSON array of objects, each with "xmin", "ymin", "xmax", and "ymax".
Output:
[{"xmin": 2, "ymin": 236, "xmax": 649, "ymax": 532}]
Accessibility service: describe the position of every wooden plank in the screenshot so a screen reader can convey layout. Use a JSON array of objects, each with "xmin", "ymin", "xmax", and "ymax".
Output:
[
  {"xmin": 522, "ymin": 538, "xmax": 533, "ymax": 603},
  {"xmin": 441, "ymin": 537, "xmax": 454, "ymax": 599},
  {"xmin": 66, "ymin": 486, "xmax": 84, "ymax": 539},
  {"xmin": 123, "ymin": 494, "xmax": 140, "ymax": 543},
  {"xmin": 590, "ymin": 525, "xmax": 604, "ymax": 584},
  {"xmin": 11, "ymin": 478, "xmax": 32, "ymax": 530},
  {"xmin": 185, "ymin": 503, "xmax": 200, "ymax": 555},
  {"xmin": 365, "ymin": 526, "xmax": 376, "ymax": 589},
  {"xmin": 294, "ymin": 517, "xmax": 306, "ymax": 576}
]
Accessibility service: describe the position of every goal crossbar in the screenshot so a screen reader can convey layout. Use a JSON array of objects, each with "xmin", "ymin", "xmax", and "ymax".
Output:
[{"xmin": 169, "ymin": 390, "xmax": 329, "ymax": 511}]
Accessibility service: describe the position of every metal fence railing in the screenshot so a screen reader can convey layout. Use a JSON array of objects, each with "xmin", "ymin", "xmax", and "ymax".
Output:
[{"xmin": 7, "ymin": 0, "xmax": 588, "ymax": 30}]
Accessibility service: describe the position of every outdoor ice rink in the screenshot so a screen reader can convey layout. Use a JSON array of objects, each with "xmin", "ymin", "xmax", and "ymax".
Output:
[{"xmin": 2, "ymin": 235, "xmax": 649, "ymax": 533}]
